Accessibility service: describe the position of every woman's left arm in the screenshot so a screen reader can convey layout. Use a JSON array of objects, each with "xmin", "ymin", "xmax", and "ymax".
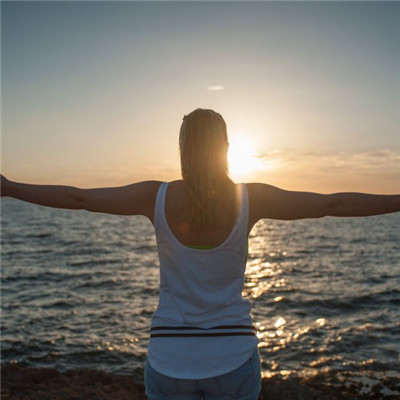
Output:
[
  {"xmin": 324, "ymin": 192, "xmax": 400, "ymax": 217},
  {"xmin": 248, "ymin": 182, "xmax": 400, "ymax": 221}
]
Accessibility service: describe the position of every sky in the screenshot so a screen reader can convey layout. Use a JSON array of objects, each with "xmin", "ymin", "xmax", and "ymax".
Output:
[{"xmin": 2, "ymin": 1, "xmax": 399, "ymax": 193}]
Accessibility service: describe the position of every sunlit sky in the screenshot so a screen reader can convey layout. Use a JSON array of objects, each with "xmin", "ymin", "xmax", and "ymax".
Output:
[{"xmin": 2, "ymin": 1, "xmax": 399, "ymax": 193}]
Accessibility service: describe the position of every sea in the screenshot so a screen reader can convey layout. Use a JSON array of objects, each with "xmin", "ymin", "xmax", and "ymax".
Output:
[{"xmin": 1, "ymin": 198, "xmax": 399, "ymax": 391}]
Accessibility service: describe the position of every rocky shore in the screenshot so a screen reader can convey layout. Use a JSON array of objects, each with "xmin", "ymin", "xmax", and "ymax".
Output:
[{"xmin": 1, "ymin": 362, "xmax": 399, "ymax": 400}]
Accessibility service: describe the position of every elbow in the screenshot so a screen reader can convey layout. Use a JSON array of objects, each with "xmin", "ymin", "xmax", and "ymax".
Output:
[
  {"xmin": 69, "ymin": 188, "xmax": 87, "ymax": 210},
  {"xmin": 325, "ymin": 195, "xmax": 341, "ymax": 217}
]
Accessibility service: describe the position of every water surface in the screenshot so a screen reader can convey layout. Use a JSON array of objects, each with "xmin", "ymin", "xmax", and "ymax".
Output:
[{"xmin": 1, "ymin": 198, "xmax": 399, "ymax": 384}]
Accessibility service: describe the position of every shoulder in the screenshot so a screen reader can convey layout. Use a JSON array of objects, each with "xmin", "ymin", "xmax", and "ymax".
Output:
[
  {"xmin": 125, "ymin": 180, "xmax": 163, "ymax": 221},
  {"xmin": 246, "ymin": 182, "xmax": 288, "ymax": 198},
  {"xmin": 245, "ymin": 182, "xmax": 279, "ymax": 201},
  {"xmin": 165, "ymin": 179, "xmax": 187, "ymax": 198},
  {"xmin": 246, "ymin": 182, "xmax": 330, "ymax": 221},
  {"xmin": 168, "ymin": 179, "xmax": 184, "ymax": 187},
  {"xmin": 127, "ymin": 180, "xmax": 163, "ymax": 198},
  {"xmin": 137, "ymin": 180, "xmax": 164, "ymax": 191},
  {"xmin": 245, "ymin": 182, "xmax": 287, "ymax": 225}
]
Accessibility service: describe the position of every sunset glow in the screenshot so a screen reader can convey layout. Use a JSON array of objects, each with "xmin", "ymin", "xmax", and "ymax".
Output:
[
  {"xmin": 2, "ymin": 1, "xmax": 399, "ymax": 192},
  {"xmin": 228, "ymin": 136, "xmax": 266, "ymax": 180}
]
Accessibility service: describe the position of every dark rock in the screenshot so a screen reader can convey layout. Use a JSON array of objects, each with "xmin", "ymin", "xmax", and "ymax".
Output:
[{"xmin": 2, "ymin": 362, "xmax": 398, "ymax": 400}]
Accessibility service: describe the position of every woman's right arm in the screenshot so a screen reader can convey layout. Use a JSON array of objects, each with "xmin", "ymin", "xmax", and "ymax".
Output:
[
  {"xmin": 248, "ymin": 182, "xmax": 400, "ymax": 223},
  {"xmin": 1, "ymin": 174, "xmax": 160, "ymax": 220}
]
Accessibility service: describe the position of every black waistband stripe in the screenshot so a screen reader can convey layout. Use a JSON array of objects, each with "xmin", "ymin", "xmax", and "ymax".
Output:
[
  {"xmin": 149, "ymin": 324, "xmax": 257, "ymax": 338},
  {"xmin": 151, "ymin": 324, "xmax": 255, "ymax": 331},
  {"xmin": 150, "ymin": 332, "xmax": 256, "ymax": 338}
]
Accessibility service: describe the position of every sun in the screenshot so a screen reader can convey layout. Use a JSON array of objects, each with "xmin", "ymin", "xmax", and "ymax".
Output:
[{"xmin": 228, "ymin": 135, "xmax": 265, "ymax": 180}]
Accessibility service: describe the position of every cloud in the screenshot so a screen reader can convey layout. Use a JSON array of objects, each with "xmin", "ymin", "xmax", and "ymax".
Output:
[
  {"xmin": 256, "ymin": 149, "xmax": 400, "ymax": 175},
  {"xmin": 207, "ymin": 85, "xmax": 225, "ymax": 91}
]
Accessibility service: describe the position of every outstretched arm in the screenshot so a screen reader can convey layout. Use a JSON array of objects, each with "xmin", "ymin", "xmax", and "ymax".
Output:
[
  {"xmin": 248, "ymin": 183, "xmax": 400, "ymax": 222},
  {"xmin": 1, "ymin": 174, "xmax": 160, "ymax": 220}
]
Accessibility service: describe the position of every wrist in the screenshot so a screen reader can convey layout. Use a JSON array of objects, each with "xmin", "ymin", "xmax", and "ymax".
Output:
[{"xmin": 1, "ymin": 177, "xmax": 14, "ymax": 197}]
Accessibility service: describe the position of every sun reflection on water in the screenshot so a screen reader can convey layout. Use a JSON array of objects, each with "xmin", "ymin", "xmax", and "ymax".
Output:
[
  {"xmin": 96, "ymin": 337, "xmax": 140, "ymax": 353},
  {"xmin": 246, "ymin": 228, "xmax": 336, "ymax": 377},
  {"xmin": 274, "ymin": 317, "xmax": 286, "ymax": 329}
]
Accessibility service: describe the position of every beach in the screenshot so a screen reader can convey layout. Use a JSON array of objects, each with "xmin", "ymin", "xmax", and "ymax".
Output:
[{"xmin": 2, "ymin": 362, "xmax": 399, "ymax": 400}]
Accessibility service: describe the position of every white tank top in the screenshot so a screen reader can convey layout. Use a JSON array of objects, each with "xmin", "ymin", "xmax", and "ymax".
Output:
[{"xmin": 147, "ymin": 182, "xmax": 258, "ymax": 379}]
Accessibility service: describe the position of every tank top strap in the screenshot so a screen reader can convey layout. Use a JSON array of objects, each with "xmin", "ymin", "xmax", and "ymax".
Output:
[
  {"xmin": 231, "ymin": 183, "xmax": 249, "ymax": 241},
  {"xmin": 154, "ymin": 182, "xmax": 168, "ymax": 229},
  {"xmin": 240, "ymin": 183, "xmax": 249, "ymax": 226}
]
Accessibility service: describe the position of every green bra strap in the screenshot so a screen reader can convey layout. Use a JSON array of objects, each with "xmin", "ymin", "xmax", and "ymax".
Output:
[
  {"xmin": 187, "ymin": 240, "xmax": 249, "ymax": 262},
  {"xmin": 186, "ymin": 244, "xmax": 216, "ymax": 250}
]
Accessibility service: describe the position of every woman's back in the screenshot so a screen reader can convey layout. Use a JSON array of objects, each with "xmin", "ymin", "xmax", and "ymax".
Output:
[{"xmin": 163, "ymin": 179, "xmax": 243, "ymax": 247}]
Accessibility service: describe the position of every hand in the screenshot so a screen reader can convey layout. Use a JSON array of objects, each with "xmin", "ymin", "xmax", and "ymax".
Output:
[{"xmin": 0, "ymin": 174, "xmax": 10, "ymax": 197}]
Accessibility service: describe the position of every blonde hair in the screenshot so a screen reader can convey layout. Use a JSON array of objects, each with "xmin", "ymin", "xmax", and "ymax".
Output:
[{"xmin": 179, "ymin": 108, "xmax": 232, "ymax": 231}]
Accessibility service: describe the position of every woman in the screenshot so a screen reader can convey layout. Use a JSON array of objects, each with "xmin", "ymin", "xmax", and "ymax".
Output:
[{"xmin": 1, "ymin": 108, "xmax": 399, "ymax": 400}]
